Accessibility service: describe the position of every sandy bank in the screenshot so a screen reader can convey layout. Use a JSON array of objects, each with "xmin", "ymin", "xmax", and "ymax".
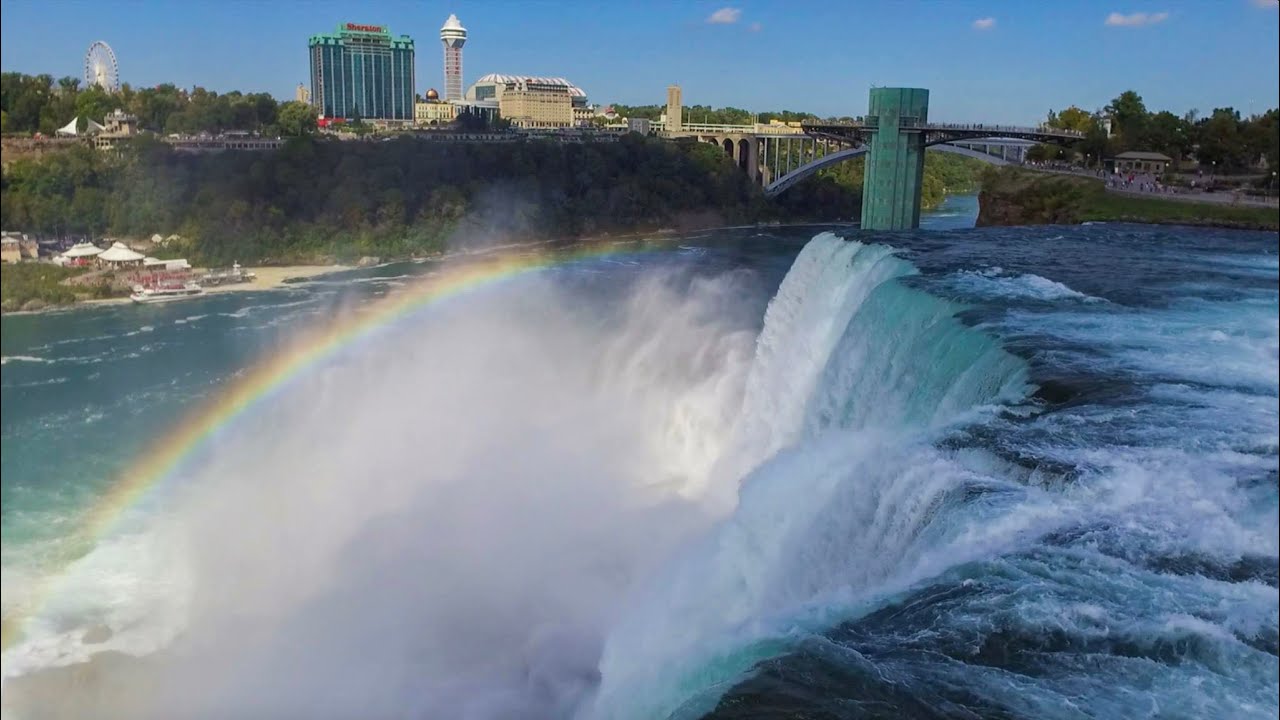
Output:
[
  {"xmin": 199, "ymin": 264, "xmax": 350, "ymax": 294},
  {"xmin": 70, "ymin": 264, "xmax": 351, "ymax": 310},
  {"xmin": 3, "ymin": 265, "xmax": 353, "ymax": 316}
]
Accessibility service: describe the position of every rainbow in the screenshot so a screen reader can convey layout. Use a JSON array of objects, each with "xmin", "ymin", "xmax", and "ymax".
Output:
[{"xmin": 1, "ymin": 240, "xmax": 663, "ymax": 653}]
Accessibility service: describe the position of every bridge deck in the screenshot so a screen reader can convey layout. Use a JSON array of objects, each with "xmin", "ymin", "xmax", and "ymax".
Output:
[{"xmin": 802, "ymin": 121, "xmax": 1083, "ymax": 147}]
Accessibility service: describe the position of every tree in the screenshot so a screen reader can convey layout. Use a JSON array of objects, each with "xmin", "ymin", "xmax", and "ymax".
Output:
[
  {"xmin": 1046, "ymin": 106, "xmax": 1094, "ymax": 134},
  {"xmin": 454, "ymin": 109, "xmax": 490, "ymax": 132},
  {"xmin": 74, "ymin": 85, "xmax": 122, "ymax": 126},
  {"xmin": 1243, "ymin": 108, "xmax": 1278, "ymax": 171},
  {"xmin": 1196, "ymin": 107, "xmax": 1247, "ymax": 171},
  {"xmin": 56, "ymin": 76, "xmax": 80, "ymax": 96},
  {"xmin": 129, "ymin": 84, "xmax": 184, "ymax": 132},
  {"xmin": 1105, "ymin": 90, "xmax": 1149, "ymax": 149},
  {"xmin": 1026, "ymin": 144, "xmax": 1058, "ymax": 163},
  {"xmin": 277, "ymin": 101, "xmax": 317, "ymax": 137},
  {"xmin": 1146, "ymin": 110, "xmax": 1191, "ymax": 162}
]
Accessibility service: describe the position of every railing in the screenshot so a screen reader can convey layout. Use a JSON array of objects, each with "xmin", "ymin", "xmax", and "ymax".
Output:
[
  {"xmin": 672, "ymin": 122, "xmax": 757, "ymax": 133},
  {"xmin": 664, "ymin": 122, "xmax": 808, "ymax": 136},
  {"xmin": 802, "ymin": 121, "xmax": 1085, "ymax": 138},
  {"xmin": 926, "ymin": 123, "xmax": 1085, "ymax": 138}
]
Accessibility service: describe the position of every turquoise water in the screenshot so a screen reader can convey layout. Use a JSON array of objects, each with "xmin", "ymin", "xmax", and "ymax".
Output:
[{"xmin": 2, "ymin": 201, "xmax": 1277, "ymax": 719}]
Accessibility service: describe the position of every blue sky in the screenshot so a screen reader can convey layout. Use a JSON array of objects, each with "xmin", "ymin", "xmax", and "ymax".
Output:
[{"xmin": 2, "ymin": 0, "xmax": 1277, "ymax": 125}]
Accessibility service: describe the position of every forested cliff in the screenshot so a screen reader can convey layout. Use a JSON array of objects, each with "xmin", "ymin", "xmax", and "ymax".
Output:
[
  {"xmin": 2, "ymin": 135, "xmax": 988, "ymax": 265},
  {"xmin": 2, "ymin": 135, "xmax": 773, "ymax": 264}
]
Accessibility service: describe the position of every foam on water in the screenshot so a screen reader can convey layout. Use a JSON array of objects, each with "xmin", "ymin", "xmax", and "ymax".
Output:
[
  {"xmin": 0, "ymin": 356, "xmax": 47, "ymax": 366},
  {"xmin": 591, "ymin": 235, "xmax": 1038, "ymax": 719},
  {"xmin": 1, "ymin": 225, "xmax": 1276, "ymax": 720},
  {"xmin": 1, "ymin": 525, "xmax": 191, "ymax": 681},
  {"xmin": 589, "ymin": 231, "xmax": 1277, "ymax": 719},
  {"xmin": 947, "ymin": 267, "xmax": 1104, "ymax": 303},
  {"xmin": 709, "ymin": 235, "xmax": 912, "ymax": 495}
]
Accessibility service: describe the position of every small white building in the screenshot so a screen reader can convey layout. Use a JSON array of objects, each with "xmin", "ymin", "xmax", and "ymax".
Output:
[
  {"xmin": 97, "ymin": 241, "xmax": 145, "ymax": 267},
  {"xmin": 143, "ymin": 257, "xmax": 191, "ymax": 271},
  {"xmin": 1109, "ymin": 151, "xmax": 1174, "ymax": 175},
  {"xmin": 1, "ymin": 236, "xmax": 22, "ymax": 264},
  {"xmin": 59, "ymin": 242, "xmax": 104, "ymax": 266}
]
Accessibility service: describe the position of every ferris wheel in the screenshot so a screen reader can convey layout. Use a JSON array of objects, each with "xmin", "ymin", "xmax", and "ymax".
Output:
[{"xmin": 84, "ymin": 41, "xmax": 120, "ymax": 93}]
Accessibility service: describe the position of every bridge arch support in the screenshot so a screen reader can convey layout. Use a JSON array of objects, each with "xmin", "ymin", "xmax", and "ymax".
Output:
[{"xmin": 762, "ymin": 141, "xmax": 1009, "ymax": 198}]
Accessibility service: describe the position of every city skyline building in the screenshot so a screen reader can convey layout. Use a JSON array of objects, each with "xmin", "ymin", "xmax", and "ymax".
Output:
[
  {"xmin": 666, "ymin": 84, "xmax": 682, "ymax": 132},
  {"xmin": 465, "ymin": 74, "xmax": 587, "ymax": 107},
  {"xmin": 415, "ymin": 87, "xmax": 458, "ymax": 126},
  {"xmin": 497, "ymin": 78, "xmax": 573, "ymax": 129},
  {"xmin": 308, "ymin": 22, "xmax": 415, "ymax": 121},
  {"xmin": 440, "ymin": 14, "xmax": 466, "ymax": 103}
]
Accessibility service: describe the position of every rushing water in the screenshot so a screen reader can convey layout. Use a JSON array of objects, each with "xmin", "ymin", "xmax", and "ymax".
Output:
[{"xmin": 1, "ymin": 201, "xmax": 1277, "ymax": 719}]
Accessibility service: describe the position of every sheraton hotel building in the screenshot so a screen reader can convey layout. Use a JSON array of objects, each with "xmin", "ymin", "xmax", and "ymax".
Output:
[{"xmin": 308, "ymin": 23, "xmax": 416, "ymax": 122}]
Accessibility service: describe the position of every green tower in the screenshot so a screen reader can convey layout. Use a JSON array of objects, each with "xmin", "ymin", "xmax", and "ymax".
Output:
[{"xmin": 860, "ymin": 87, "xmax": 930, "ymax": 231}]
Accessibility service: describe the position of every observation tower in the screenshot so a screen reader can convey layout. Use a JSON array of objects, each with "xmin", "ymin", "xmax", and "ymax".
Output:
[{"xmin": 440, "ymin": 14, "xmax": 467, "ymax": 103}]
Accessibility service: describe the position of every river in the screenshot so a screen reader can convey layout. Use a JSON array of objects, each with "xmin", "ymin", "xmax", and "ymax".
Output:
[{"xmin": 1, "ymin": 198, "xmax": 1276, "ymax": 719}]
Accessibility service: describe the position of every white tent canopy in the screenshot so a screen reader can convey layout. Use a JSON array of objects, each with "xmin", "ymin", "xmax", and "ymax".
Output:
[
  {"xmin": 61, "ymin": 242, "xmax": 104, "ymax": 258},
  {"xmin": 54, "ymin": 117, "xmax": 107, "ymax": 137},
  {"xmin": 97, "ymin": 241, "xmax": 145, "ymax": 263}
]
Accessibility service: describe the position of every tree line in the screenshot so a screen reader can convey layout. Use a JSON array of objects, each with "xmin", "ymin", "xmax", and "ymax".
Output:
[
  {"xmin": 1, "ymin": 72, "xmax": 315, "ymax": 137},
  {"xmin": 1, "ymin": 134, "xmax": 778, "ymax": 264},
  {"xmin": 1033, "ymin": 90, "xmax": 1278, "ymax": 173}
]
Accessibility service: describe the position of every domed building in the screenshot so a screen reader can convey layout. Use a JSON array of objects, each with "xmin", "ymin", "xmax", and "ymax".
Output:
[
  {"xmin": 464, "ymin": 74, "xmax": 590, "ymax": 129},
  {"xmin": 414, "ymin": 87, "xmax": 458, "ymax": 126}
]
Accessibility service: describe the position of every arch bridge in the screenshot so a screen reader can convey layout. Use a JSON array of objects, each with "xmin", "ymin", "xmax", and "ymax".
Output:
[
  {"xmin": 674, "ymin": 91, "xmax": 1084, "ymax": 230},
  {"xmin": 752, "ymin": 123, "xmax": 1082, "ymax": 197}
]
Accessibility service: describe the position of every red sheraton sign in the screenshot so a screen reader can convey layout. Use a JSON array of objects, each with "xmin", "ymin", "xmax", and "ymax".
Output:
[{"xmin": 345, "ymin": 23, "xmax": 385, "ymax": 33}]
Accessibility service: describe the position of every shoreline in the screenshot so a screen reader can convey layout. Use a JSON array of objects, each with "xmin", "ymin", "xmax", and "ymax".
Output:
[
  {"xmin": 977, "ymin": 167, "xmax": 1280, "ymax": 232},
  {"xmin": 1, "ymin": 232, "xmax": 681, "ymax": 317},
  {"xmin": 3, "ymin": 264, "xmax": 352, "ymax": 316}
]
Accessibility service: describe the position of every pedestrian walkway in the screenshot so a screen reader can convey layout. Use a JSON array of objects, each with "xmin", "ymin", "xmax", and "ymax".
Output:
[{"xmin": 1027, "ymin": 165, "xmax": 1280, "ymax": 208}]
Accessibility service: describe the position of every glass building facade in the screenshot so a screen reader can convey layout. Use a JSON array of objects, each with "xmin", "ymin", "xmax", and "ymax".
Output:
[{"xmin": 309, "ymin": 23, "xmax": 415, "ymax": 121}]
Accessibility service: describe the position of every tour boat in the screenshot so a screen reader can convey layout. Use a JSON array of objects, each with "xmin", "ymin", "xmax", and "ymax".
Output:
[{"xmin": 130, "ymin": 281, "xmax": 204, "ymax": 304}]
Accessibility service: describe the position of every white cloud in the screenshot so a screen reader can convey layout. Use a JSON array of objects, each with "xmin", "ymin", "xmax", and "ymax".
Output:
[
  {"xmin": 748, "ymin": 21, "xmax": 763, "ymax": 32},
  {"xmin": 1105, "ymin": 11, "xmax": 1170, "ymax": 26},
  {"xmin": 972, "ymin": 17, "xmax": 996, "ymax": 30},
  {"xmin": 706, "ymin": 7, "xmax": 742, "ymax": 24},
  {"xmin": 1251, "ymin": 0, "xmax": 1278, "ymax": 9}
]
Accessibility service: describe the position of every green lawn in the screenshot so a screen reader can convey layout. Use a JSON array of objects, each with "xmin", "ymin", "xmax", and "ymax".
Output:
[
  {"xmin": 1080, "ymin": 190, "xmax": 1279, "ymax": 230},
  {"xmin": 980, "ymin": 167, "xmax": 1279, "ymax": 231},
  {"xmin": 0, "ymin": 263, "xmax": 115, "ymax": 312}
]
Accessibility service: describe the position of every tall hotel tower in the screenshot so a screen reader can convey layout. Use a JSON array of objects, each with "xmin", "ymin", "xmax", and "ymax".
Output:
[
  {"xmin": 440, "ymin": 14, "xmax": 467, "ymax": 102},
  {"xmin": 308, "ymin": 23, "xmax": 415, "ymax": 120}
]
